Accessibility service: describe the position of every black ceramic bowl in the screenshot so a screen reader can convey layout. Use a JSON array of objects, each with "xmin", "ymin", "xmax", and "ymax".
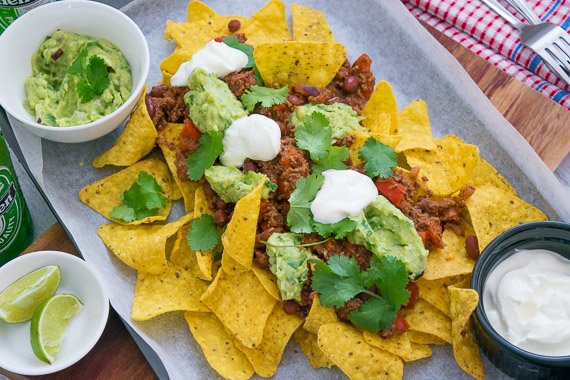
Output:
[{"xmin": 470, "ymin": 221, "xmax": 570, "ymax": 380}]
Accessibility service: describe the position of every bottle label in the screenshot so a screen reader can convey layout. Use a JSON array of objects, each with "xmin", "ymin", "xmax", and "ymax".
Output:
[{"xmin": 0, "ymin": 167, "xmax": 23, "ymax": 253}]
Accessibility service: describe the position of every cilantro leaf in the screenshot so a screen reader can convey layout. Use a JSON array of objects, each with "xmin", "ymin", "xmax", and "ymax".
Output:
[
  {"xmin": 359, "ymin": 137, "xmax": 397, "ymax": 179},
  {"xmin": 187, "ymin": 214, "xmax": 222, "ymax": 251},
  {"xmin": 365, "ymin": 256, "xmax": 410, "ymax": 309},
  {"xmin": 253, "ymin": 64, "xmax": 264, "ymax": 86},
  {"xmin": 108, "ymin": 204, "xmax": 136, "ymax": 223},
  {"xmin": 68, "ymin": 45, "xmax": 89, "ymax": 75},
  {"xmin": 286, "ymin": 174, "xmax": 324, "ymax": 233},
  {"xmin": 75, "ymin": 55, "xmax": 110, "ymax": 103},
  {"xmin": 311, "ymin": 258, "xmax": 364, "ymax": 308},
  {"xmin": 312, "ymin": 218, "xmax": 358, "ymax": 239},
  {"xmin": 223, "ymin": 36, "xmax": 254, "ymax": 68},
  {"xmin": 348, "ymin": 298, "xmax": 397, "ymax": 333},
  {"xmin": 265, "ymin": 179, "xmax": 278, "ymax": 193},
  {"xmin": 312, "ymin": 146, "xmax": 349, "ymax": 175},
  {"xmin": 241, "ymin": 85, "xmax": 288, "ymax": 112},
  {"xmin": 186, "ymin": 132, "xmax": 224, "ymax": 181},
  {"xmin": 109, "ymin": 171, "xmax": 167, "ymax": 222},
  {"xmin": 295, "ymin": 112, "xmax": 332, "ymax": 161}
]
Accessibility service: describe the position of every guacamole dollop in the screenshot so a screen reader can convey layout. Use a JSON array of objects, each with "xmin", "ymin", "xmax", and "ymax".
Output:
[
  {"xmin": 348, "ymin": 195, "xmax": 429, "ymax": 279},
  {"xmin": 24, "ymin": 30, "xmax": 132, "ymax": 127},
  {"xmin": 266, "ymin": 233, "xmax": 311, "ymax": 302},
  {"xmin": 184, "ymin": 68, "xmax": 247, "ymax": 134},
  {"xmin": 291, "ymin": 103, "xmax": 364, "ymax": 139},
  {"xmin": 204, "ymin": 166, "xmax": 274, "ymax": 203}
]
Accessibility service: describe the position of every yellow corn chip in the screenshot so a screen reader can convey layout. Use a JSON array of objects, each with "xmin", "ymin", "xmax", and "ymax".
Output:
[
  {"xmin": 251, "ymin": 265, "xmax": 280, "ymax": 300},
  {"xmin": 407, "ymin": 330, "xmax": 447, "ymax": 346},
  {"xmin": 161, "ymin": 49, "xmax": 195, "ymax": 84},
  {"xmin": 362, "ymin": 81, "xmax": 398, "ymax": 135},
  {"xmin": 164, "ymin": 19, "xmax": 217, "ymax": 50},
  {"xmin": 200, "ymin": 268, "xmax": 277, "ymax": 348},
  {"xmin": 469, "ymin": 158, "xmax": 517, "ymax": 195},
  {"xmin": 416, "ymin": 275, "xmax": 467, "ymax": 317},
  {"xmin": 157, "ymin": 123, "xmax": 200, "ymax": 213},
  {"xmin": 191, "ymin": 186, "xmax": 215, "ymax": 280},
  {"xmin": 98, "ymin": 214, "xmax": 192, "ymax": 274},
  {"xmin": 185, "ymin": 311, "xmax": 254, "ymax": 380},
  {"xmin": 405, "ymin": 343, "xmax": 432, "ymax": 362},
  {"xmin": 402, "ymin": 298, "xmax": 452, "ymax": 344},
  {"xmin": 466, "ymin": 185, "xmax": 547, "ymax": 252},
  {"xmin": 349, "ymin": 131, "xmax": 402, "ymax": 166},
  {"xmin": 170, "ymin": 224, "xmax": 211, "ymax": 280},
  {"xmin": 186, "ymin": 1, "xmax": 217, "ymax": 22},
  {"xmin": 172, "ymin": 182, "xmax": 182, "ymax": 201},
  {"xmin": 244, "ymin": 0, "xmax": 290, "ymax": 44},
  {"xmin": 369, "ymin": 112, "xmax": 392, "ymax": 134},
  {"xmin": 362, "ymin": 331, "xmax": 412, "ymax": 359},
  {"xmin": 423, "ymin": 229, "xmax": 476, "ymax": 281},
  {"xmin": 131, "ymin": 263, "xmax": 209, "ymax": 321},
  {"xmin": 254, "ymin": 41, "xmax": 346, "ymax": 87},
  {"xmin": 303, "ymin": 295, "xmax": 338, "ymax": 335},
  {"xmin": 318, "ymin": 322, "xmax": 404, "ymax": 380},
  {"xmin": 221, "ymin": 178, "xmax": 264, "ymax": 274},
  {"xmin": 451, "ymin": 276, "xmax": 472, "ymax": 289},
  {"xmin": 293, "ymin": 328, "xmax": 334, "ymax": 369},
  {"xmin": 292, "ymin": 4, "xmax": 333, "ymax": 42},
  {"xmin": 449, "ymin": 288, "xmax": 485, "ymax": 380},
  {"xmin": 235, "ymin": 303, "xmax": 303, "ymax": 377},
  {"xmin": 93, "ymin": 85, "xmax": 156, "ymax": 168},
  {"xmin": 404, "ymin": 134, "xmax": 479, "ymax": 196},
  {"xmin": 80, "ymin": 158, "xmax": 172, "ymax": 225},
  {"xmin": 395, "ymin": 99, "xmax": 437, "ymax": 151}
]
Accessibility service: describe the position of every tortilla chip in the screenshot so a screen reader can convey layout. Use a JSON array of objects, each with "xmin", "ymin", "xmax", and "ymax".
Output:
[
  {"xmin": 161, "ymin": 48, "xmax": 195, "ymax": 84},
  {"xmin": 348, "ymin": 131, "xmax": 402, "ymax": 166},
  {"xmin": 404, "ymin": 134, "xmax": 479, "ymax": 196},
  {"xmin": 221, "ymin": 178, "xmax": 264, "ymax": 274},
  {"xmin": 416, "ymin": 275, "xmax": 467, "ymax": 317},
  {"xmin": 395, "ymin": 99, "xmax": 437, "ymax": 151},
  {"xmin": 451, "ymin": 276, "xmax": 472, "ymax": 289},
  {"xmin": 244, "ymin": 0, "xmax": 290, "ymax": 44},
  {"xmin": 157, "ymin": 123, "xmax": 200, "ymax": 213},
  {"xmin": 80, "ymin": 158, "xmax": 172, "ymax": 225},
  {"xmin": 190, "ymin": 186, "xmax": 215, "ymax": 280},
  {"xmin": 362, "ymin": 81, "xmax": 398, "ymax": 135},
  {"xmin": 131, "ymin": 263, "xmax": 209, "ymax": 321},
  {"xmin": 171, "ymin": 182, "xmax": 183, "ymax": 201},
  {"xmin": 200, "ymin": 268, "xmax": 276, "ymax": 348},
  {"xmin": 292, "ymin": 4, "xmax": 333, "ymax": 42},
  {"xmin": 293, "ymin": 328, "xmax": 334, "ymax": 369},
  {"xmin": 98, "ymin": 214, "xmax": 192, "ymax": 274},
  {"xmin": 164, "ymin": 19, "xmax": 218, "ymax": 50},
  {"xmin": 254, "ymin": 41, "xmax": 346, "ymax": 87},
  {"xmin": 303, "ymin": 295, "xmax": 338, "ymax": 335},
  {"xmin": 407, "ymin": 330, "xmax": 447, "ymax": 346},
  {"xmin": 235, "ymin": 303, "xmax": 303, "ymax": 377},
  {"xmin": 185, "ymin": 311, "xmax": 254, "ymax": 380},
  {"xmin": 466, "ymin": 185, "xmax": 547, "ymax": 252},
  {"xmin": 468, "ymin": 158, "xmax": 516, "ymax": 196},
  {"xmin": 186, "ymin": 1, "xmax": 217, "ymax": 22},
  {"xmin": 362, "ymin": 331, "xmax": 412, "ymax": 359},
  {"xmin": 423, "ymin": 229, "xmax": 476, "ymax": 281},
  {"xmin": 251, "ymin": 265, "xmax": 280, "ymax": 300},
  {"xmin": 402, "ymin": 298, "xmax": 452, "ymax": 344},
  {"xmin": 449, "ymin": 288, "xmax": 485, "ymax": 380},
  {"xmin": 170, "ymin": 224, "xmax": 211, "ymax": 280},
  {"xmin": 405, "ymin": 343, "xmax": 433, "ymax": 362},
  {"xmin": 318, "ymin": 322, "xmax": 404, "ymax": 380}
]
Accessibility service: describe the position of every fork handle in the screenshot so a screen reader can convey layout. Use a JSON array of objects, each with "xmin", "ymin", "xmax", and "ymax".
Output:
[
  {"xmin": 502, "ymin": 0, "xmax": 542, "ymax": 25},
  {"xmin": 480, "ymin": 0, "xmax": 524, "ymax": 30}
]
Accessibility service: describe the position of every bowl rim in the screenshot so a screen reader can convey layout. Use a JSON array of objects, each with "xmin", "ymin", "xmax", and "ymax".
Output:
[
  {"xmin": 0, "ymin": 0, "xmax": 150, "ymax": 132},
  {"xmin": 471, "ymin": 220, "xmax": 570, "ymax": 365},
  {"xmin": 0, "ymin": 250, "xmax": 110, "ymax": 375}
]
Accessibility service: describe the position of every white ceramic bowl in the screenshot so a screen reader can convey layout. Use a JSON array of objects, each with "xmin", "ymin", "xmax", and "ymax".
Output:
[
  {"xmin": 0, "ymin": 251, "xmax": 109, "ymax": 375},
  {"xmin": 0, "ymin": 0, "xmax": 149, "ymax": 143}
]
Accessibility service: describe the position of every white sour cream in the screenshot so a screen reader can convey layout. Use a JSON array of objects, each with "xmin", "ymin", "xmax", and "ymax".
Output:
[
  {"xmin": 170, "ymin": 40, "xmax": 248, "ymax": 86},
  {"xmin": 311, "ymin": 169, "xmax": 378, "ymax": 224},
  {"xmin": 483, "ymin": 249, "xmax": 570, "ymax": 356},
  {"xmin": 220, "ymin": 114, "xmax": 281, "ymax": 167}
]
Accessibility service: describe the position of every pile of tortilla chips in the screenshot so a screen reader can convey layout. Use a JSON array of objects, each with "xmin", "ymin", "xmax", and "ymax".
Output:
[{"xmin": 78, "ymin": 1, "xmax": 549, "ymax": 379}]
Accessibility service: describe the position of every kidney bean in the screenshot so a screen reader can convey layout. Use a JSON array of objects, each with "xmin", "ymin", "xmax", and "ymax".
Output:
[
  {"xmin": 283, "ymin": 300, "xmax": 300, "ymax": 315},
  {"xmin": 51, "ymin": 48, "xmax": 64, "ymax": 61},
  {"xmin": 465, "ymin": 235, "xmax": 480, "ymax": 260},
  {"xmin": 286, "ymin": 94, "xmax": 303, "ymax": 106},
  {"xmin": 343, "ymin": 75, "xmax": 359, "ymax": 93},
  {"xmin": 228, "ymin": 19, "xmax": 241, "ymax": 33},
  {"xmin": 145, "ymin": 96, "xmax": 156, "ymax": 119}
]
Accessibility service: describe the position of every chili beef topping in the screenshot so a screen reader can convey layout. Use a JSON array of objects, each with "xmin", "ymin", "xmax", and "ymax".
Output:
[{"xmin": 146, "ymin": 85, "xmax": 189, "ymax": 129}]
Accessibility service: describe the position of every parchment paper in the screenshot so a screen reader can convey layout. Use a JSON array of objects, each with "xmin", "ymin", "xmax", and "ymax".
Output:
[{"xmin": 9, "ymin": 0, "xmax": 570, "ymax": 379}]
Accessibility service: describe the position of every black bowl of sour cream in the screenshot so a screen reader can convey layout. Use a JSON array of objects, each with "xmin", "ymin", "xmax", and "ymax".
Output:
[{"xmin": 471, "ymin": 221, "xmax": 570, "ymax": 380}]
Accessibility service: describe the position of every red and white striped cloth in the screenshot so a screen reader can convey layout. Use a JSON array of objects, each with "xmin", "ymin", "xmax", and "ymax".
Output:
[{"xmin": 403, "ymin": 0, "xmax": 570, "ymax": 109}]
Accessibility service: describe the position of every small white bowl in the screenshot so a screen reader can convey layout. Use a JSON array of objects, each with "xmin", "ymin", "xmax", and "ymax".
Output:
[
  {"xmin": 0, "ymin": 0, "xmax": 149, "ymax": 143},
  {"xmin": 0, "ymin": 251, "xmax": 109, "ymax": 376}
]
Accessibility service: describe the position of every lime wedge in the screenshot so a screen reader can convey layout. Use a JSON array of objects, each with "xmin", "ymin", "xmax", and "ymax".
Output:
[
  {"xmin": 30, "ymin": 293, "xmax": 83, "ymax": 364},
  {"xmin": 0, "ymin": 265, "xmax": 61, "ymax": 323}
]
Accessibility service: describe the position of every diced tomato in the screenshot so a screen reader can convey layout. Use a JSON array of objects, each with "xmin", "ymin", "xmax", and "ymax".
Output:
[
  {"xmin": 393, "ymin": 313, "xmax": 409, "ymax": 333},
  {"xmin": 427, "ymin": 222, "xmax": 445, "ymax": 249},
  {"xmin": 418, "ymin": 230, "xmax": 428, "ymax": 247},
  {"xmin": 181, "ymin": 119, "xmax": 201, "ymax": 141},
  {"xmin": 403, "ymin": 282, "xmax": 419, "ymax": 310},
  {"xmin": 375, "ymin": 179, "xmax": 407, "ymax": 206}
]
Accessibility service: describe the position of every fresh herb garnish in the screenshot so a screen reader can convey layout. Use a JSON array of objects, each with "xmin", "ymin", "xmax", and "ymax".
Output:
[
  {"xmin": 186, "ymin": 132, "xmax": 224, "ymax": 181},
  {"xmin": 312, "ymin": 218, "xmax": 357, "ymax": 239},
  {"xmin": 359, "ymin": 137, "xmax": 397, "ymax": 179},
  {"xmin": 311, "ymin": 255, "xmax": 410, "ymax": 332},
  {"xmin": 187, "ymin": 214, "xmax": 222, "ymax": 251},
  {"xmin": 312, "ymin": 146, "xmax": 349, "ymax": 175},
  {"xmin": 223, "ymin": 36, "xmax": 254, "ymax": 68},
  {"xmin": 286, "ymin": 173, "xmax": 324, "ymax": 233},
  {"xmin": 295, "ymin": 112, "xmax": 332, "ymax": 161},
  {"xmin": 68, "ymin": 43, "xmax": 111, "ymax": 103},
  {"xmin": 241, "ymin": 85, "xmax": 288, "ymax": 112},
  {"xmin": 109, "ymin": 171, "xmax": 167, "ymax": 222},
  {"xmin": 265, "ymin": 178, "xmax": 278, "ymax": 193}
]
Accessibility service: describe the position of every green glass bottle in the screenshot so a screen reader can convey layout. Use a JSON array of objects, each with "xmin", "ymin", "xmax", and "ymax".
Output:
[{"xmin": 0, "ymin": 134, "xmax": 33, "ymax": 265}]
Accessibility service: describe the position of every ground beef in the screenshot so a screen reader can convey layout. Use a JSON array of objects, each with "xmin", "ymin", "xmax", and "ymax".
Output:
[
  {"xmin": 333, "ymin": 134, "xmax": 356, "ymax": 148},
  {"xmin": 254, "ymin": 250, "xmax": 270, "ymax": 269},
  {"xmin": 335, "ymin": 298, "xmax": 364, "ymax": 322},
  {"xmin": 223, "ymin": 69, "xmax": 257, "ymax": 98},
  {"xmin": 325, "ymin": 54, "xmax": 376, "ymax": 112},
  {"xmin": 146, "ymin": 85, "xmax": 189, "ymax": 129},
  {"xmin": 303, "ymin": 233, "xmax": 372, "ymax": 270},
  {"xmin": 201, "ymin": 180, "xmax": 234, "ymax": 227}
]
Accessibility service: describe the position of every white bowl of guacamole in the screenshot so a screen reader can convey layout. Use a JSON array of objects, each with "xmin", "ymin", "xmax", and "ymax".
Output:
[{"xmin": 0, "ymin": 0, "xmax": 149, "ymax": 143}]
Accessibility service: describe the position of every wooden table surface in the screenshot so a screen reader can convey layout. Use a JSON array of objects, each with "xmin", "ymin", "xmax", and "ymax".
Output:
[{"xmin": 1, "ymin": 22, "xmax": 569, "ymax": 380}]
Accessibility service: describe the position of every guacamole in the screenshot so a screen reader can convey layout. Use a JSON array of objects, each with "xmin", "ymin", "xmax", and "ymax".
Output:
[
  {"xmin": 184, "ymin": 68, "xmax": 247, "ymax": 134},
  {"xmin": 266, "ymin": 233, "xmax": 311, "ymax": 302},
  {"xmin": 24, "ymin": 30, "xmax": 132, "ymax": 127},
  {"xmin": 348, "ymin": 195, "xmax": 429, "ymax": 278},
  {"xmin": 204, "ymin": 166, "xmax": 274, "ymax": 203},
  {"xmin": 291, "ymin": 103, "xmax": 365, "ymax": 139}
]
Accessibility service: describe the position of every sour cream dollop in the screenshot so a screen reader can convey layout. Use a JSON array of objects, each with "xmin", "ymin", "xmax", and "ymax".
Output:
[
  {"xmin": 483, "ymin": 249, "xmax": 570, "ymax": 356},
  {"xmin": 220, "ymin": 114, "xmax": 281, "ymax": 167},
  {"xmin": 170, "ymin": 40, "xmax": 248, "ymax": 86},
  {"xmin": 311, "ymin": 169, "xmax": 378, "ymax": 224}
]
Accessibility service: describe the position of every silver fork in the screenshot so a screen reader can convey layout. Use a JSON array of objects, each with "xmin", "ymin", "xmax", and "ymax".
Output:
[{"xmin": 480, "ymin": 0, "xmax": 570, "ymax": 84}]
